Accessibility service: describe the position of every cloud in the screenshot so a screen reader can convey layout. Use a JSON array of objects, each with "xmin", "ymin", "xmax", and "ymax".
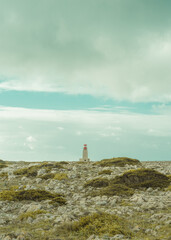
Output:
[
  {"xmin": 0, "ymin": 105, "xmax": 171, "ymax": 161},
  {"xmin": 0, "ymin": 1, "xmax": 171, "ymax": 102}
]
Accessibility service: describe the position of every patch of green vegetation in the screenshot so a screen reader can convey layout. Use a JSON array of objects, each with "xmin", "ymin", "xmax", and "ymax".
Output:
[
  {"xmin": 0, "ymin": 172, "xmax": 8, "ymax": 179},
  {"xmin": 19, "ymin": 210, "xmax": 47, "ymax": 221},
  {"xmin": 98, "ymin": 169, "xmax": 112, "ymax": 175},
  {"xmin": 13, "ymin": 166, "xmax": 38, "ymax": 177},
  {"xmin": 84, "ymin": 177, "xmax": 109, "ymax": 188},
  {"xmin": 0, "ymin": 189, "xmax": 66, "ymax": 204},
  {"xmin": 57, "ymin": 212, "xmax": 133, "ymax": 239},
  {"xmin": 112, "ymin": 168, "xmax": 170, "ymax": 189},
  {"xmin": 95, "ymin": 157, "xmax": 141, "ymax": 167},
  {"xmin": 166, "ymin": 185, "xmax": 171, "ymax": 191},
  {"xmin": 99, "ymin": 184, "xmax": 134, "ymax": 196},
  {"xmin": 54, "ymin": 173, "xmax": 68, "ymax": 180},
  {"xmin": 0, "ymin": 163, "xmax": 8, "ymax": 168},
  {"xmin": 40, "ymin": 173, "xmax": 55, "ymax": 180},
  {"xmin": 167, "ymin": 174, "xmax": 171, "ymax": 182},
  {"xmin": 13, "ymin": 163, "xmax": 65, "ymax": 178},
  {"xmin": 59, "ymin": 161, "xmax": 69, "ymax": 164}
]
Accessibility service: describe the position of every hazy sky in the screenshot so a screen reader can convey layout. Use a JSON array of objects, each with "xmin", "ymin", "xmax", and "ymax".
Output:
[{"xmin": 0, "ymin": 0, "xmax": 171, "ymax": 161}]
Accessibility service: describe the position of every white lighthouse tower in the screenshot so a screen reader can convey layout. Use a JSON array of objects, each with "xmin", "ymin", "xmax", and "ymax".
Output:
[{"xmin": 79, "ymin": 144, "xmax": 90, "ymax": 162}]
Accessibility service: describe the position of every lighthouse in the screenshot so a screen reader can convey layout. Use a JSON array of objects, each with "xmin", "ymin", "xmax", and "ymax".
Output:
[{"xmin": 79, "ymin": 144, "xmax": 90, "ymax": 162}]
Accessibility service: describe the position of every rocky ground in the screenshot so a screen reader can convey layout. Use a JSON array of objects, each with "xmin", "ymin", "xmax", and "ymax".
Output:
[{"xmin": 0, "ymin": 160, "xmax": 171, "ymax": 240}]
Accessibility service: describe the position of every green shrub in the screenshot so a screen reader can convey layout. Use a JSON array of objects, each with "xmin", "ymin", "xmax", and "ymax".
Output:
[
  {"xmin": 13, "ymin": 166, "xmax": 38, "ymax": 177},
  {"xmin": 40, "ymin": 173, "xmax": 55, "ymax": 180},
  {"xmin": 19, "ymin": 210, "xmax": 47, "ymax": 221},
  {"xmin": 112, "ymin": 168, "xmax": 170, "ymax": 189},
  {"xmin": 0, "ymin": 163, "xmax": 8, "ymax": 169},
  {"xmin": 84, "ymin": 177, "xmax": 109, "ymax": 188},
  {"xmin": 98, "ymin": 170, "xmax": 112, "ymax": 175},
  {"xmin": 0, "ymin": 189, "xmax": 66, "ymax": 204},
  {"xmin": 54, "ymin": 173, "xmax": 68, "ymax": 180},
  {"xmin": 95, "ymin": 157, "xmax": 141, "ymax": 167},
  {"xmin": 0, "ymin": 172, "xmax": 8, "ymax": 179},
  {"xmin": 99, "ymin": 184, "xmax": 134, "ymax": 196},
  {"xmin": 58, "ymin": 212, "xmax": 133, "ymax": 238}
]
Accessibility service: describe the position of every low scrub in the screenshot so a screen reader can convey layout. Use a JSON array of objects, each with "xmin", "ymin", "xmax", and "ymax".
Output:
[
  {"xmin": 0, "ymin": 189, "xmax": 66, "ymax": 204},
  {"xmin": 13, "ymin": 163, "xmax": 64, "ymax": 178},
  {"xmin": 0, "ymin": 172, "xmax": 8, "ymax": 179},
  {"xmin": 0, "ymin": 163, "xmax": 8, "ymax": 169},
  {"xmin": 40, "ymin": 173, "xmax": 55, "ymax": 180},
  {"xmin": 99, "ymin": 183, "xmax": 134, "ymax": 196},
  {"xmin": 98, "ymin": 169, "xmax": 112, "ymax": 175},
  {"xmin": 54, "ymin": 173, "xmax": 68, "ymax": 180},
  {"xmin": 95, "ymin": 157, "xmax": 141, "ymax": 167},
  {"xmin": 58, "ymin": 212, "xmax": 133, "ymax": 239},
  {"xmin": 84, "ymin": 177, "xmax": 109, "ymax": 188},
  {"xmin": 19, "ymin": 210, "xmax": 47, "ymax": 221},
  {"xmin": 112, "ymin": 168, "xmax": 170, "ymax": 189}
]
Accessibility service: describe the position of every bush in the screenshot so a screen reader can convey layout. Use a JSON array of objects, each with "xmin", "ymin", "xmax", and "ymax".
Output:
[
  {"xmin": 0, "ymin": 172, "xmax": 8, "ymax": 179},
  {"xmin": 98, "ymin": 170, "xmax": 112, "ymax": 175},
  {"xmin": 99, "ymin": 184, "xmax": 134, "ymax": 196},
  {"xmin": 40, "ymin": 173, "xmax": 55, "ymax": 180},
  {"xmin": 58, "ymin": 212, "xmax": 133, "ymax": 238},
  {"xmin": 0, "ymin": 189, "xmax": 66, "ymax": 204},
  {"xmin": 0, "ymin": 163, "xmax": 8, "ymax": 169},
  {"xmin": 54, "ymin": 173, "xmax": 68, "ymax": 180},
  {"xmin": 112, "ymin": 168, "xmax": 170, "ymax": 189},
  {"xmin": 19, "ymin": 210, "xmax": 47, "ymax": 221},
  {"xmin": 84, "ymin": 177, "xmax": 109, "ymax": 188},
  {"xmin": 95, "ymin": 157, "xmax": 141, "ymax": 167},
  {"xmin": 13, "ymin": 166, "xmax": 38, "ymax": 177}
]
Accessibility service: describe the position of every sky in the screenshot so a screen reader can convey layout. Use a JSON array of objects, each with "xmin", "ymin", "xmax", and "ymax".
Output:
[{"xmin": 0, "ymin": 0, "xmax": 171, "ymax": 162}]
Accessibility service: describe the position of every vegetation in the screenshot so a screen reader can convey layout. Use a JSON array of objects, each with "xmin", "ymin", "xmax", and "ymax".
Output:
[
  {"xmin": 0, "ymin": 172, "xmax": 8, "ymax": 179},
  {"xmin": 98, "ymin": 169, "xmax": 112, "ymax": 175},
  {"xmin": 95, "ymin": 157, "xmax": 141, "ymax": 167},
  {"xmin": 54, "ymin": 173, "xmax": 68, "ymax": 180},
  {"xmin": 0, "ymin": 163, "xmax": 8, "ymax": 169},
  {"xmin": 13, "ymin": 166, "xmax": 38, "ymax": 177},
  {"xmin": 84, "ymin": 177, "xmax": 109, "ymax": 188},
  {"xmin": 0, "ymin": 189, "xmax": 66, "ymax": 204},
  {"xmin": 19, "ymin": 210, "xmax": 47, "ymax": 221},
  {"xmin": 13, "ymin": 162, "xmax": 64, "ymax": 178},
  {"xmin": 112, "ymin": 168, "xmax": 170, "ymax": 189},
  {"xmin": 99, "ymin": 184, "xmax": 134, "ymax": 196},
  {"xmin": 57, "ymin": 212, "xmax": 133, "ymax": 239},
  {"xmin": 40, "ymin": 173, "xmax": 55, "ymax": 180}
]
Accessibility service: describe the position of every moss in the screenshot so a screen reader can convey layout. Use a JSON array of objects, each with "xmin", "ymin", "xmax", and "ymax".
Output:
[
  {"xmin": 99, "ymin": 184, "xmax": 134, "ymax": 196},
  {"xmin": 95, "ymin": 157, "xmax": 141, "ymax": 167},
  {"xmin": 49, "ymin": 196, "xmax": 67, "ymax": 205},
  {"xmin": 112, "ymin": 168, "xmax": 170, "ymax": 189},
  {"xmin": 13, "ymin": 166, "xmax": 38, "ymax": 177},
  {"xmin": 0, "ymin": 163, "xmax": 8, "ymax": 168},
  {"xmin": 0, "ymin": 189, "xmax": 66, "ymax": 204},
  {"xmin": 0, "ymin": 172, "xmax": 8, "ymax": 179},
  {"xmin": 166, "ymin": 185, "xmax": 171, "ymax": 191},
  {"xmin": 54, "ymin": 173, "xmax": 68, "ymax": 180},
  {"xmin": 167, "ymin": 174, "xmax": 171, "ymax": 182},
  {"xmin": 19, "ymin": 210, "xmax": 47, "ymax": 221},
  {"xmin": 58, "ymin": 212, "xmax": 133, "ymax": 238},
  {"xmin": 40, "ymin": 173, "xmax": 55, "ymax": 180},
  {"xmin": 98, "ymin": 170, "xmax": 112, "ymax": 175},
  {"xmin": 84, "ymin": 177, "xmax": 109, "ymax": 188},
  {"xmin": 59, "ymin": 161, "xmax": 69, "ymax": 164}
]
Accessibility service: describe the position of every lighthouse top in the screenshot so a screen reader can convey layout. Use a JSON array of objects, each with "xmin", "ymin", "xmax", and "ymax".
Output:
[{"xmin": 79, "ymin": 144, "xmax": 90, "ymax": 162}]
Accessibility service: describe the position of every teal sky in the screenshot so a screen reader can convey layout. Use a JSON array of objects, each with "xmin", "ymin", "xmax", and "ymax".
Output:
[{"xmin": 0, "ymin": 0, "xmax": 171, "ymax": 162}]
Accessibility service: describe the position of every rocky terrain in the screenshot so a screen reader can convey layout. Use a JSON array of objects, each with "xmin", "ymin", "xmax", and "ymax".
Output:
[{"xmin": 0, "ymin": 158, "xmax": 170, "ymax": 240}]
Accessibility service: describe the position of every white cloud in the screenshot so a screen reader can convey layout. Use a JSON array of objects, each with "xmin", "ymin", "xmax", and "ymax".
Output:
[
  {"xmin": 0, "ymin": 1, "xmax": 171, "ymax": 102},
  {"xmin": 0, "ymin": 105, "xmax": 171, "ymax": 161}
]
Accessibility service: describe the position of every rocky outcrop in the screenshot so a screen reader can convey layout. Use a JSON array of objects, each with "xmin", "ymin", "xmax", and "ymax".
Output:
[{"xmin": 0, "ymin": 160, "xmax": 170, "ymax": 240}]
